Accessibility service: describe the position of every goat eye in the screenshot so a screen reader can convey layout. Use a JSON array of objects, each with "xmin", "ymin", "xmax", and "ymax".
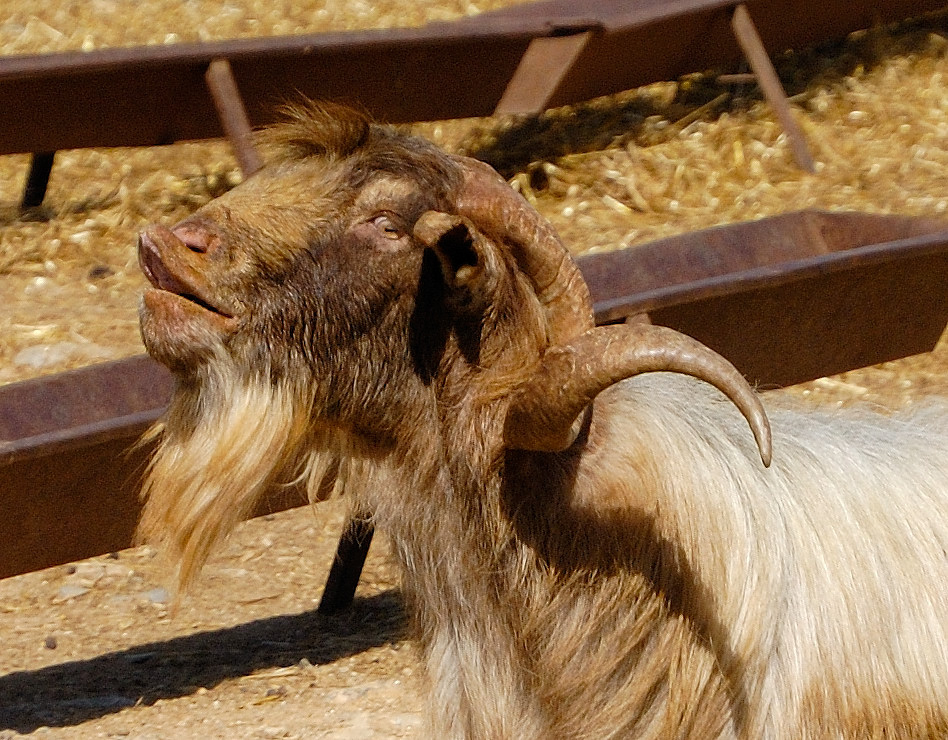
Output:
[{"xmin": 371, "ymin": 214, "xmax": 403, "ymax": 239}]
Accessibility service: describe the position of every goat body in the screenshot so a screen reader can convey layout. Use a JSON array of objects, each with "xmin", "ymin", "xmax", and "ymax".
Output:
[{"xmin": 136, "ymin": 104, "xmax": 948, "ymax": 738}]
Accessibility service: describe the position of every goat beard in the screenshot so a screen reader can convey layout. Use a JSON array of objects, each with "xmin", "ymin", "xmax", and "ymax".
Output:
[
  {"xmin": 135, "ymin": 352, "xmax": 416, "ymax": 596},
  {"xmin": 136, "ymin": 356, "xmax": 316, "ymax": 594}
]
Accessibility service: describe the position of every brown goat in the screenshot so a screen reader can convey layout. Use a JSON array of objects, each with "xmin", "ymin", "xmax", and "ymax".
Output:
[{"xmin": 137, "ymin": 103, "xmax": 948, "ymax": 738}]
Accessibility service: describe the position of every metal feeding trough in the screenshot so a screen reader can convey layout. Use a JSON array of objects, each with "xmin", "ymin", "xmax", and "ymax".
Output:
[
  {"xmin": 580, "ymin": 209, "xmax": 948, "ymax": 388},
  {"xmin": 0, "ymin": 357, "xmax": 306, "ymax": 580},
  {"xmin": 0, "ymin": 356, "xmax": 168, "ymax": 579},
  {"xmin": 2, "ymin": 210, "xmax": 948, "ymax": 592}
]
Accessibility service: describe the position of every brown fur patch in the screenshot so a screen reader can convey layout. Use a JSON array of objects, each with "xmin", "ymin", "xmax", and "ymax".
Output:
[
  {"xmin": 258, "ymin": 100, "xmax": 371, "ymax": 163},
  {"xmin": 799, "ymin": 681, "xmax": 948, "ymax": 739}
]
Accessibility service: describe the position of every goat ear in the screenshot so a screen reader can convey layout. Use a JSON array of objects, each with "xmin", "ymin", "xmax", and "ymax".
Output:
[{"xmin": 413, "ymin": 211, "xmax": 495, "ymax": 304}]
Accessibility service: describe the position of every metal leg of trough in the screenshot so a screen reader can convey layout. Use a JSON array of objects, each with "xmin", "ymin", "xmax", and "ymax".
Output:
[
  {"xmin": 205, "ymin": 58, "xmax": 264, "ymax": 177},
  {"xmin": 731, "ymin": 4, "xmax": 816, "ymax": 174},
  {"xmin": 20, "ymin": 151, "xmax": 56, "ymax": 210},
  {"xmin": 317, "ymin": 512, "xmax": 376, "ymax": 615},
  {"xmin": 493, "ymin": 31, "xmax": 594, "ymax": 116}
]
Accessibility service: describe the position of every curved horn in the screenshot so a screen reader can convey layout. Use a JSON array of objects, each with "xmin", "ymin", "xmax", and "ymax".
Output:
[
  {"xmin": 452, "ymin": 156, "xmax": 594, "ymax": 345},
  {"xmin": 504, "ymin": 323, "xmax": 772, "ymax": 467}
]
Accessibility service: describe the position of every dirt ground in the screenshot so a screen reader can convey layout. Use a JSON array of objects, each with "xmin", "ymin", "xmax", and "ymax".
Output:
[
  {"xmin": 0, "ymin": 499, "xmax": 424, "ymax": 739},
  {"xmin": 3, "ymin": 4, "xmax": 948, "ymax": 740}
]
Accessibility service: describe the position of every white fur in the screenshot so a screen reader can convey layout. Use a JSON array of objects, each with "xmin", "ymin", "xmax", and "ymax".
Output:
[{"xmin": 585, "ymin": 374, "xmax": 948, "ymax": 736}]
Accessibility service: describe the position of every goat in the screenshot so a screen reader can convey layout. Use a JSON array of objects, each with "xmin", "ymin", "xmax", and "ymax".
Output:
[{"xmin": 136, "ymin": 103, "xmax": 948, "ymax": 738}]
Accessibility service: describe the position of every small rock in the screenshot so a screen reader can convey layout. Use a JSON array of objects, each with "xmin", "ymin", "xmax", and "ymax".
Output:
[
  {"xmin": 43, "ymin": 636, "xmax": 57, "ymax": 650},
  {"xmin": 103, "ymin": 563, "xmax": 131, "ymax": 579},
  {"xmin": 23, "ymin": 276, "xmax": 53, "ymax": 295},
  {"xmin": 60, "ymin": 695, "xmax": 136, "ymax": 710},
  {"xmin": 146, "ymin": 587, "xmax": 170, "ymax": 604},
  {"xmin": 123, "ymin": 652, "xmax": 156, "ymax": 664},
  {"xmin": 54, "ymin": 584, "xmax": 90, "ymax": 602},
  {"xmin": 71, "ymin": 562, "xmax": 105, "ymax": 587},
  {"xmin": 18, "ymin": 18, "xmax": 65, "ymax": 45},
  {"xmin": 88, "ymin": 264, "xmax": 114, "ymax": 280}
]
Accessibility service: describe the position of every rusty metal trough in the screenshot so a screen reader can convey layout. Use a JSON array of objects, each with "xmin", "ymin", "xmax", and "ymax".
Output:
[
  {"xmin": 585, "ymin": 210, "xmax": 948, "ymax": 387},
  {"xmin": 2, "ymin": 209, "xmax": 947, "ymax": 585},
  {"xmin": 3, "ymin": 0, "xmax": 948, "ymax": 194}
]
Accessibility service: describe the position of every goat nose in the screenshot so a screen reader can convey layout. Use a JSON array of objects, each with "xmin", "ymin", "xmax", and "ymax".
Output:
[
  {"xmin": 139, "ymin": 224, "xmax": 184, "ymax": 254},
  {"xmin": 172, "ymin": 221, "xmax": 220, "ymax": 255}
]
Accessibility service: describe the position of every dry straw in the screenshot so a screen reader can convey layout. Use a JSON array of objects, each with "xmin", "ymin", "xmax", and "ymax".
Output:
[{"xmin": 0, "ymin": 3, "xmax": 946, "ymax": 404}]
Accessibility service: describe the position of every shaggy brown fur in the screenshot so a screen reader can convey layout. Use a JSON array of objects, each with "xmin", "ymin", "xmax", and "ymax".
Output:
[{"xmin": 137, "ymin": 103, "xmax": 948, "ymax": 739}]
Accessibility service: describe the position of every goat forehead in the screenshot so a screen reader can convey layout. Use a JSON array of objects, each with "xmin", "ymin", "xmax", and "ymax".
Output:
[
  {"xmin": 223, "ymin": 159, "xmax": 342, "ymax": 210},
  {"xmin": 352, "ymin": 175, "xmax": 420, "ymax": 211},
  {"xmin": 208, "ymin": 163, "xmax": 424, "ymax": 225}
]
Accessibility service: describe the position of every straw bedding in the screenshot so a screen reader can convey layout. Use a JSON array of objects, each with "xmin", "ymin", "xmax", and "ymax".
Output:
[{"xmin": 0, "ymin": 2, "xmax": 946, "ymax": 405}]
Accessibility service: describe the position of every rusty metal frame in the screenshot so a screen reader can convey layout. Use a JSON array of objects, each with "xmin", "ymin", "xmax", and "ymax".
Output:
[
  {"xmin": 20, "ymin": 152, "xmax": 55, "ymax": 211},
  {"xmin": 3, "ymin": 210, "xmax": 947, "ymax": 588},
  {"xmin": 205, "ymin": 58, "xmax": 264, "ymax": 177},
  {"xmin": 493, "ymin": 31, "xmax": 594, "ymax": 116},
  {"xmin": 2, "ymin": 0, "xmax": 947, "ymax": 204},
  {"xmin": 731, "ymin": 4, "xmax": 816, "ymax": 172}
]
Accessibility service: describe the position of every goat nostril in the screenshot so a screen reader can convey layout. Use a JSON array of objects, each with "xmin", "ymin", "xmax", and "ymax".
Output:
[{"xmin": 172, "ymin": 224, "xmax": 217, "ymax": 255}]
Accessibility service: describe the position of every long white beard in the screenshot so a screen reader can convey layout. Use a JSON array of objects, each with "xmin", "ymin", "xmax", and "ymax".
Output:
[{"xmin": 137, "ymin": 361, "xmax": 312, "ymax": 593}]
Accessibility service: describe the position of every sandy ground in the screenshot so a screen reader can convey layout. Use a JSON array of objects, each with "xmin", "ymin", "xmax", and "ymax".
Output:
[
  {"xmin": 2, "ymin": 4, "xmax": 948, "ymax": 740},
  {"xmin": 0, "ymin": 500, "xmax": 424, "ymax": 739}
]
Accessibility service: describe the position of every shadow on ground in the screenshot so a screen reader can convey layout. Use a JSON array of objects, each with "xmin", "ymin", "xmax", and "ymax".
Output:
[
  {"xmin": 462, "ymin": 16, "xmax": 948, "ymax": 178},
  {"xmin": 0, "ymin": 590, "xmax": 406, "ymax": 733}
]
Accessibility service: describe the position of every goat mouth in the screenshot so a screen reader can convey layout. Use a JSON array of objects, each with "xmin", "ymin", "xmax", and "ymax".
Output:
[
  {"xmin": 138, "ymin": 235, "xmax": 235, "ymax": 322},
  {"xmin": 138, "ymin": 232, "xmax": 237, "ymax": 334}
]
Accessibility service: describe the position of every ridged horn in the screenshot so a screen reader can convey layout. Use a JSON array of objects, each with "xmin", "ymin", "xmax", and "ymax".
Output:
[
  {"xmin": 452, "ymin": 156, "xmax": 594, "ymax": 345},
  {"xmin": 504, "ymin": 323, "xmax": 773, "ymax": 467}
]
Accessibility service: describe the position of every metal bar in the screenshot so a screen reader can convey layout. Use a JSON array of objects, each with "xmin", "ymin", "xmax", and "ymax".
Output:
[
  {"xmin": 494, "ymin": 31, "xmax": 594, "ymax": 115},
  {"xmin": 205, "ymin": 58, "xmax": 264, "ymax": 177},
  {"xmin": 0, "ymin": 0, "xmax": 945, "ymax": 154},
  {"xmin": 20, "ymin": 151, "xmax": 55, "ymax": 210},
  {"xmin": 0, "ymin": 356, "xmax": 171, "ymax": 578},
  {"xmin": 731, "ymin": 4, "xmax": 816, "ymax": 173},
  {"xmin": 317, "ymin": 514, "xmax": 376, "ymax": 614},
  {"xmin": 579, "ymin": 210, "xmax": 948, "ymax": 387}
]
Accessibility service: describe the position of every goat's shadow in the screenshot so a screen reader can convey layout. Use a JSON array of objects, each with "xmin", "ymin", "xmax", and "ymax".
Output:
[{"xmin": 0, "ymin": 589, "xmax": 407, "ymax": 734}]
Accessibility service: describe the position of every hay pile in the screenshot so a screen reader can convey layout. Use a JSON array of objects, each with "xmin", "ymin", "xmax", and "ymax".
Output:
[
  {"xmin": 0, "ymin": 3, "xmax": 947, "ymax": 404},
  {"xmin": 453, "ymin": 27, "xmax": 948, "ymax": 252},
  {"xmin": 0, "ymin": 0, "xmax": 532, "ymax": 54}
]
